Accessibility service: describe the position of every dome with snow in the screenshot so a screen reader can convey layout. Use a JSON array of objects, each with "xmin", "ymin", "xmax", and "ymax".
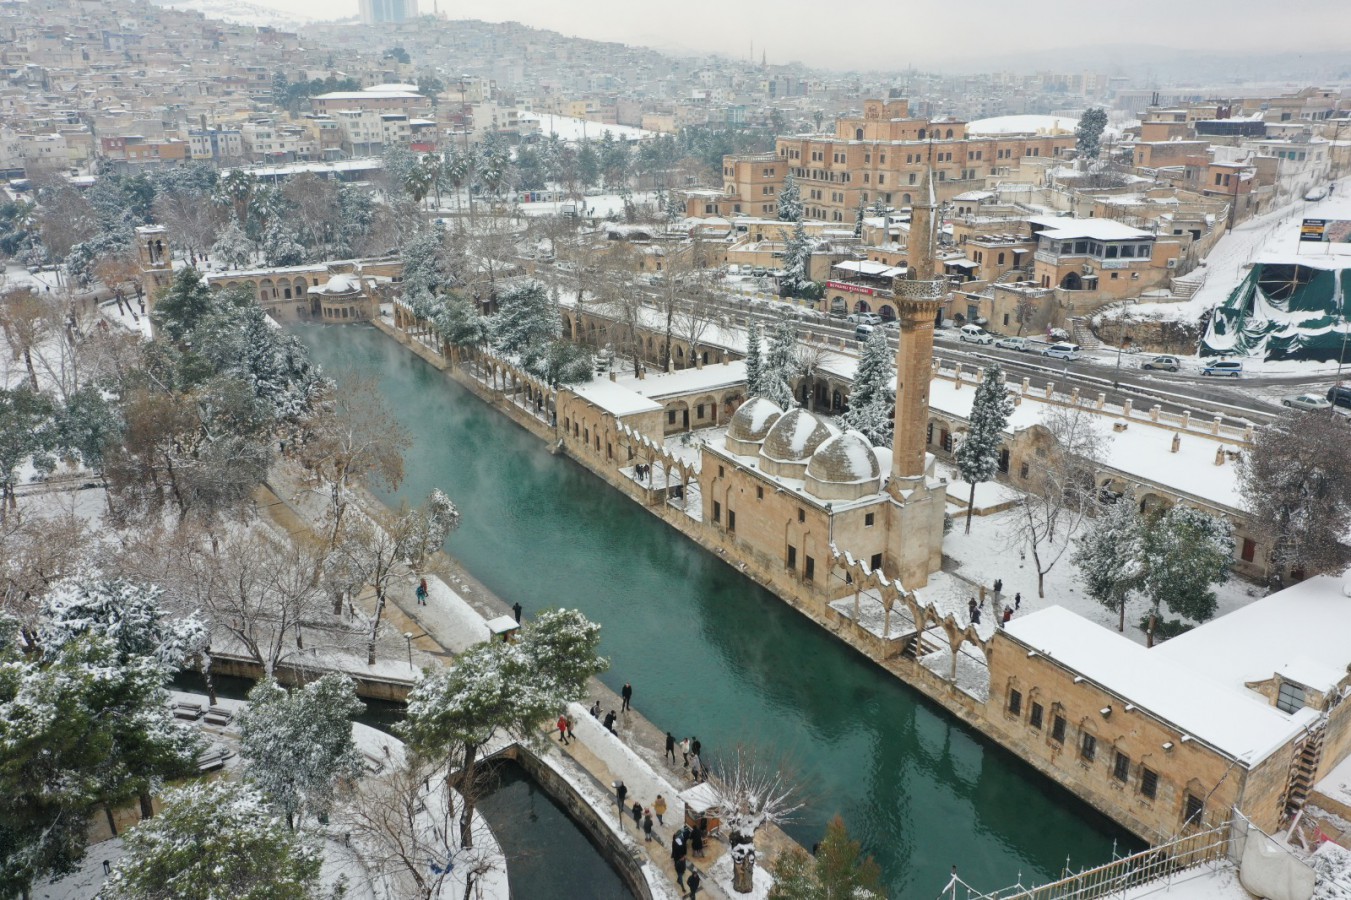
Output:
[
  {"xmin": 725, "ymin": 398, "xmax": 784, "ymax": 455},
  {"xmin": 806, "ymin": 433, "xmax": 883, "ymax": 501},
  {"xmin": 760, "ymin": 409, "xmax": 839, "ymax": 477},
  {"xmin": 316, "ymin": 273, "xmax": 361, "ymax": 296}
]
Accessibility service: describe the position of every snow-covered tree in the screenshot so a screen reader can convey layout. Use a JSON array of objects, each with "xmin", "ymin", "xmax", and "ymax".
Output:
[
  {"xmin": 201, "ymin": 302, "xmax": 324, "ymax": 424},
  {"xmin": 394, "ymin": 487, "xmax": 462, "ymax": 575},
  {"xmin": 402, "ymin": 609, "xmax": 606, "ymax": 849},
  {"xmin": 768, "ymin": 814, "xmax": 886, "ymax": 900},
  {"xmin": 538, "ymin": 339, "xmax": 595, "ymax": 387},
  {"xmin": 1140, "ymin": 506, "xmax": 1233, "ymax": 644},
  {"xmin": 151, "ymin": 266, "xmax": 222, "ymax": 344},
  {"xmin": 0, "ymin": 386, "xmax": 56, "ymax": 518},
  {"xmin": 102, "ymin": 781, "xmax": 323, "ymax": 900},
  {"xmin": 954, "ymin": 366, "xmax": 1013, "ymax": 534},
  {"xmin": 38, "ymin": 575, "xmax": 205, "ymax": 672},
  {"xmin": 761, "ymin": 319, "xmax": 799, "ymax": 410},
  {"xmin": 745, "ymin": 322, "xmax": 764, "ymax": 398},
  {"xmin": 400, "ymin": 222, "xmax": 450, "ymax": 303},
  {"xmin": 431, "ymin": 293, "xmax": 490, "ymax": 359},
  {"xmin": 777, "ymin": 173, "xmax": 803, "ymax": 222},
  {"xmin": 1238, "ymin": 410, "xmax": 1351, "ymax": 577},
  {"xmin": 491, "ymin": 280, "xmax": 559, "ymax": 358},
  {"xmin": 262, "ymin": 218, "xmax": 306, "ymax": 268},
  {"xmin": 841, "ymin": 327, "xmax": 894, "ymax": 447},
  {"xmin": 1072, "ymin": 497, "xmax": 1145, "ymax": 632},
  {"xmin": 210, "ymin": 218, "xmax": 254, "ymax": 270},
  {"xmin": 708, "ymin": 746, "xmax": 804, "ymax": 894},
  {"xmin": 238, "ymin": 675, "xmax": 365, "ymax": 829},
  {"xmin": 780, "ymin": 219, "xmax": 813, "ymax": 297},
  {"xmin": 853, "ymin": 201, "xmax": 865, "ymax": 238},
  {"xmin": 1076, "ymin": 108, "xmax": 1108, "ymax": 162},
  {"xmin": 664, "ymin": 190, "xmax": 685, "ymax": 223}
]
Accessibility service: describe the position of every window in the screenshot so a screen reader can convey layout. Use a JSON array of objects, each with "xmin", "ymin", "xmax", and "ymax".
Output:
[
  {"xmin": 1277, "ymin": 681, "xmax": 1307, "ymax": 714},
  {"xmin": 1008, "ymin": 689, "xmax": 1022, "ymax": 716},
  {"xmin": 1080, "ymin": 733, "xmax": 1097, "ymax": 762},
  {"xmin": 727, "ymin": 510, "xmax": 736, "ymax": 533},
  {"xmin": 1141, "ymin": 767, "xmax": 1159, "ymax": 799},
  {"xmin": 1241, "ymin": 538, "xmax": 1257, "ymax": 563},
  {"xmin": 667, "ymin": 411, "xmax": 676, "ymax": 425},
  {"xmin": 798, "ymin": 508, "xmax": 806, "ymax": 523},
  {"xmin": 805, "ymin": 557, "xmax": 815, "ymax": 581},
  {"xmin": 865, "ymin": 512, "xmax": 875, "ymax": 527},
  {"xmin": 756, "ymin": 486, "xmax": 764, "ymax": 500},
  {"xmin": 787, "ymin": 546, "xmax": 797, "ymax": 569},
  {"xmin": 1051, "ymin": 714, "xmax": 1067, "ymax": 744},
  {"xmin": 870, "ymin": 553, "xmax": 883, "ymax": 572},
  {"xmin": 1029, "ymin": 702, "xmax": 1044, "ymax": 730},
  {"xmin": 1020, "ymin": 462, "xmax": 1030, "ymax": 479},
  {"xmin": 1184, "ymin": 794, "xmax": 1204, "ymax": 826},
  {"xmin": 1113, "ymin": 751, "xmax": 1130, "ymax": 782},
  {"xmin": 718, "ymin": 466, "xmax": 724, "ymax": 478}
]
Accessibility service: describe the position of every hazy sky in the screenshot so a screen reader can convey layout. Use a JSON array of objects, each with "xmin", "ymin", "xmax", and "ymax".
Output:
[{"xmin": 247, "ymin": 0, "xmax": 1351, "ymax": 70}]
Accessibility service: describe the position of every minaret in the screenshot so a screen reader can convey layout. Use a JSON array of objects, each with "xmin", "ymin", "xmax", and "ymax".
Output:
[{"xmin": 889, "ymin": 167, "xmax": 944, "ymax": 484}]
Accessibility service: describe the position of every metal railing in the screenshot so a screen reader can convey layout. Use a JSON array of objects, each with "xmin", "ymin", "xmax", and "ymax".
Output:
[{"xmin": 940, "ymin": 822, "xmax": 1231, "ymax": 900}]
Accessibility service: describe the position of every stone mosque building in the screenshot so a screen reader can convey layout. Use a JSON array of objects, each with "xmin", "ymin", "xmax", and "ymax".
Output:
[{"xmin": 697, "ymin": 171, "xmax": 948, "ymax": 600}]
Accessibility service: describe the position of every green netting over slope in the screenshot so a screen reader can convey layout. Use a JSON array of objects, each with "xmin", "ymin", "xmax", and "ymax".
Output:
[{"xmin": 1201, "ymin": 264, "xmax": 1351, "ymax": 361}]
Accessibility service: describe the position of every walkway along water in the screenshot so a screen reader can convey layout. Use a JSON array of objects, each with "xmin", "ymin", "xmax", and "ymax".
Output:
[{"xmin": 294, "ymin": 323, "xmax": 1131, "ymax": 899}]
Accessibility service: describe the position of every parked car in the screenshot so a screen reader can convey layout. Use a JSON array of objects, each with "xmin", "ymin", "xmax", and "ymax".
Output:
[
  {"xmin": 1283, "ymin": 393, "xmax": 1332, "ymax": 411},
  {"xmin": 1305, "ymin": 185, "xmax": 1330, "ymax": 202},
  {"xmin": 994, "ymin": 336, "xmax": 1030, "ymax": 351},
  {"xmin": 958, "ymin": 324, "xmax": 994, "ymax": 345},
  {"xmin": 1326, "ymin": 384, "xmax": 1351, "ymax": 410},
  {"xmin": 854, "ymin": 324, "xmax": 875, "ymax": 341},
  {"xmin": 847, "ymin": 312, "xmax": 883, "ymax": 326},
  {"xmin": 1142, "ymin": 355, "xmax": 1181, "ymax": 372},
  {"xmin": 1201, "ymin": 360, "xmax": 1243, "ymax": 377},
  {"xmin": 1041, "ymin": 342, "xmax": 1082, "ymax": 361}
]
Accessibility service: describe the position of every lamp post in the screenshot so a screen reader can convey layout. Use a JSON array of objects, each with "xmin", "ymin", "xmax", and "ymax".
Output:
[
  {"xmin": 404, "ymin": 632, "xmax": 414, "ymax": 673},
  {"xmin": 459, "ymin": 74, "xmax": 474, "ymax": 226},
  {"xmin": 1114, "ymin": 334, "xmax": 1133, "ymax": 390}
]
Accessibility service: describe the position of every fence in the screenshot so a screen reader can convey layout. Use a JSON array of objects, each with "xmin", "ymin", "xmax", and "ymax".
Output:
[{"xmin": 940, "ymin": 822, "xmax": 1232, "ymax": 900}]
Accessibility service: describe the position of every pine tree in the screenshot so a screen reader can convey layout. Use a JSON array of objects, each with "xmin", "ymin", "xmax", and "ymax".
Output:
[
  {"xmin": 777, "ymin": 173, "xmax": 803, "ymax": 222},
  {"xmin": 955, "ymin": 365, "xmax": 1013, "ymax": 534},
  {"xmin": 664, "ymin": 191, "xmax": 685, "ymax": 223},
  {"xmin": 762, "ymin": 320, "xmax": 799, "ymax": 410},
  {"xmin": 854, "ymin": 200, "xmax": 865, "ymax": 237},
  {"xmin": 768, "ymin": 815, "xmax": 887, "ymax": 900},
  {"xmin": 210, "ymin": 218, "xmax": 254, "ymax": 270},
  {"xmin": 841, "ymin": 326, "xmax": 894, "ymax": 447},
  {"xmin": 102, "ymin": 781, "xmax": 322, "ymax": 900},
  {"xmin": 262, "ymin": 219, "xmax": 305, "ymax": 267},
  {"xmin": 1072, "ymin": 498, "xmax": 1145, "ymax": 632},
  {"xmin": 1141, "ymin": 506, "xmax": 1233, "ymax": 644},
  {"xmin": 400, "ymin": 222, "xmax": 449, "ymax": 302},
  {"xmin": 745, "ymin": 321, "xmax": 764, "ymax": 398},
  {"xmin": 237, "ymin": 675, "xmax": 366, "ymax": 830},
  {"xmin": 491, "ymin": 280, "xmax": 558, "ymax": 358},
  {"xmin": 780, "ymin": 219, "xmax": 813, "ymax": 298},
  {"xmin": 1076, "ymin": 108, "xmax": 1108, "ymax": 161},
  {"xmin": 150, "ymin": 267, "xmax": 217, "ymax": 344}
]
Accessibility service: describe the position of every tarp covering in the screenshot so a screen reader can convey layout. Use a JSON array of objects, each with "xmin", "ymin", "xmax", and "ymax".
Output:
[{"xmin": 1201, "ymin": 263, "xmax": 1351, "ymax": 361}]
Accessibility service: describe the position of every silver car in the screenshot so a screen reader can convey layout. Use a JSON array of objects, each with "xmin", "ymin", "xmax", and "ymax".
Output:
[{"xmin": 1282, "ymin": 393, "xmax": 1332, "ymax": 411}]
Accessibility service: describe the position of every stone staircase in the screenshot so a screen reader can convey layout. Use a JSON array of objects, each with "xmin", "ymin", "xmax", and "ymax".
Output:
[
  {"xmin": 1068, "ymin": 316, "xmax": 1102, "ymax": 350},
  {"xmin": 1284, "ymin": 723, "xmax": 1325, "ymax": 815},
  {"xmin": 1171, "ymin": 270, "xmax": 1207, "ymax": 299}
]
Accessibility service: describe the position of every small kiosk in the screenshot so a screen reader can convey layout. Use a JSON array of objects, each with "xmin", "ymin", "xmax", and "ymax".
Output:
[
  {"xmin": 485, "ymin": 615, "xmax": 521, "ymax": 643},
  {"xmin": 678, "ymin": 782, "xmax": 722, "ymax": 839}
]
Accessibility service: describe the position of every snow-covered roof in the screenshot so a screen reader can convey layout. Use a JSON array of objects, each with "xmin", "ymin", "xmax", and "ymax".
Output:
[
  {"xmin": 313, "ymin": 90, "xmax": 422, "ymax": 101},
  {"xmin": 317, "ymin": 273, "xmax": 360, "ymax": 295},
  {"xmin": 568, "ymin": 379, "xmax": 662, "ymax": 418},
  {"xmin": 1036, "ymin": 219, "xmax": 1153, "ymax": 242},
  {"xmin": 614, "ymin": 361, "xmax": 748, "ymax": 400},
  {"xmin": 966, "ymin": 115, "xmax": 1077, "ymax": 136},
  {"xmin": 1153, "ymin": 573, "xmax": 1351, "ymax": 695},
  {"xmin": 832, "ymin": 260, "xmax": 904, "ymax": 279},
  {"xmin": 1005, "ymin": 606, "xmax": 1317, "ymax": 763}
]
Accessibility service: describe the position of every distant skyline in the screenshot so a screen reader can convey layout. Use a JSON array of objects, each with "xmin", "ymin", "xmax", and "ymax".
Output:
[{"xmin": 246, "ymin": 0, "xmax": 1350, "ymax": 71}]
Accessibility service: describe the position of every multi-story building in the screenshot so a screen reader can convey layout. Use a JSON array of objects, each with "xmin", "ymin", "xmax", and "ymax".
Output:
[
  {"xmin": 358, "ymin": 0, "xmax": 418, "ymax": 25},
  {"xmin": 188, "ymin": 127, "xmax": 244, "ymax": 162}
]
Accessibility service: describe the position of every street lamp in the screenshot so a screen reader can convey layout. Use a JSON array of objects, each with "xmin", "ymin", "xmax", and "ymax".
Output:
[
  {"xmin": 458, "ymin": 74, "xmax": 474, "ymax": 226},
  {"xmin": 404, "ymin": 632, "xmax": 414, "ymax": 673},
  {"xmin": 1114, "ymin": 334, "xmax": 1133, "ymax": 390}
]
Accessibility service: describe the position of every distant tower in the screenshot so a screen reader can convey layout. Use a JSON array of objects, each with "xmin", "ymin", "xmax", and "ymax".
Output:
[
  {"xmin": 890, "ymin": 167, "xmax": 943, "ymax": 484},
  {"xmin": 135, "ymin": 224, "xmax": 172, "ymax": 293}
]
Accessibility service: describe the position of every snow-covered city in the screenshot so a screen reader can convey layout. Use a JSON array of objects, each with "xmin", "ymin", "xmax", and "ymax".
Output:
[{"xmin": 3, "ymin": 2, "xmax": 1351, "ymax": 899}]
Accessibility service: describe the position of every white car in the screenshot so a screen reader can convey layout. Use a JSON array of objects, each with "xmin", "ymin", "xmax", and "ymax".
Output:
[
  {"xmin": 1041, "ymin": 342, "xmax": 1082, "ymax": 361},
  {"xmin": 958, "ymin": 324, "xmax": 994, "ymax": 345},
  {"xmin": 994, "ymin": 336, "xmax": 1030, "ymax": 351},
  {"xmin": 1282, "ymin": 393, "xmax": 1332, "ymax": 411},
  {"xmin": 846, "ymin": 312, "xmax": 883, "ymax": 326}
]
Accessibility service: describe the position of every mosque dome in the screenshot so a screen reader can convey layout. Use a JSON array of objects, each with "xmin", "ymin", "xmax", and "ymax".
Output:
[
  {"xmin": 761, "ymin": 409, "xmax": 836, "ymax": 464},
  {"xmin": 317, "ymin": 273, "xmax": 361, "ymax": 295},
  {"xmin": 725, "ymin": 398, "xmax": 783, "ymax": 455},
  {"xmin": 807, "ymin": 433, "xmax": 881, "ymax": 484}
]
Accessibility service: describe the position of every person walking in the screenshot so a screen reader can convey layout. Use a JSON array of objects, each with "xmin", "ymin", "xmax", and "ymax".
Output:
[
  {"xmin": 654, "ymin": 794, "xmax": 667, "ymax": 826},
  {"xmin": 690, "ymin": 737, "xmax": 701, "ymax": 759},
  {"xmin": 565, "ymin": 712, "xmax": 575, "ymax": 741},
  {"xmin": 968, "ymin": 598, "xmax": 978, "ymax": 623},
  {"xmin": 679, "ymin": 737, "xmax": 691, "ymax": 768},
  {"xmin": 689, "ymin": 753, "xmax": 704, "ymax": 783},
  {"xmin": 674, "ymin": 856, "xmax": 687, "ymax": 890},
  {"xmin": 415, "ymin": 578, "xmax": 428, "ymax": 605},
  {"xmin": 643, "ymin": 808, "xmax": 654, "ymax": 842},
  {"xmin": 686, "ymin": 867, "xmax": 702, "ymax": 898},
  {"xmin": 1002, "ymin": 607, "xmax": 1013, "ymax": 627},
  {"xmin": 993, "ymin": 577, "xmax": 1003, "ymax": 597},
  {"xmin": 590, "ymin": 700, "xmax": 601, "ymax": 718},
  {"xmin": 603, "ymin": 710, "xmax": 617, "ymax": 734},
  {"xmin": 557, "ymin": 714, "xmax": 570, "ymax": 744},
  {"xmin": 972, "ymin": 606, "xmax": 982, "ymax": 626},
  {"xmin": 665, "ymin": 731, "xmax": 677, "ymax": 764},
  {"xmin": 621, "ymin": 682, "xmax": 633, "ymax": 711},
  {"xmin": 512, "ymin": 601, "xmax": 522, "ymax": 623},
  {"xmin": 615, "ymin": 780, "xmax": 627, "ymax": 820},
  {"xmin": 631, "ymin": 800, "xmax": 642, "ymax": 830},
  {"xmin": 1014, "ymin": 592, "xmax": 1022, "ymax": 610},
  {"xmin": 671, "ymin": 829, "xmax": 686, "ymax": 863},
  {"xmin": 691, "ymin": 824, "xmax": 705, "ymax": 858}
]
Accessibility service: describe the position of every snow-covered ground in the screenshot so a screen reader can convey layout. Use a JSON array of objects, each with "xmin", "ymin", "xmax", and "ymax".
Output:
[{"xmin": 521, "ymin": 114, "xmax": 656, "ymax": 144}]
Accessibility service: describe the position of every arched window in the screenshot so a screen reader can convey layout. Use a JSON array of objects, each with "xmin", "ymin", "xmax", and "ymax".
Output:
[
  {"xmin": 997, "ymin": 252, "xmax": 1006, "ymax": 265},
  {"xmin": 855, "ymin": 128, "xmax": 864, "ymax": 140},
  {"xmin": 946, "ymin": 128, "xmax": 954, "ymax": 139},
  {"xmin": 917, "ymin": 128, "xmax": 926, "ymax": 140}
]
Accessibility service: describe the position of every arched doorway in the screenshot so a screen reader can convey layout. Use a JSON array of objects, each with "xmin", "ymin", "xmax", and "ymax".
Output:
[
  {"xmin": 854, "ymin": 299, "xmax": 871, "ymax": 313},
  {"xmin": 1060, "ymin": 272, "xmax": 1083, "ymax": 291}
]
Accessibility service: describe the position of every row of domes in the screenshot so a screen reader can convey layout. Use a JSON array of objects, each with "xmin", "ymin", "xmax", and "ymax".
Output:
[{"xmin": 724, "ymin": 399, "xmax": 884, "ymax": 501}]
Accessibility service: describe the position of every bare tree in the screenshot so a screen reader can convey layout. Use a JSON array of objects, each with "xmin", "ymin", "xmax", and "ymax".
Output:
[
  {"xmin": 0, "ymin": 502, "xmax": 91, "ymax": 646},
  {"xmin": 0, "ymin": 287, "xmax": 50, "ymax": 390},
  {"xmin": 1007, "ymin": 405, "xmax": 1107, "ymax": 598},
  {"xmin": 330, "ymin": 510, "xmax": 405, "ymax": 666},
  {"xmin": 707, "ymin": 745, "xmax": 804, "ymax": 894},
  {"xmin": 299, "ymin": 373, "xmax": 410, "ymax": 549},
  {"xmin": 153, "ymin": 191, "xmax": 224, "ymax": 265}
]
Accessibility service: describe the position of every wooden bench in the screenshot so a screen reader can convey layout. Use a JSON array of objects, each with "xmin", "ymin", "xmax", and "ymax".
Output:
[
  {"xmin": 203, "ymin": 707, "xmax": 233, "ymax": 727},
  {"xmin": 173, "ymin": 702, "xmax": 205, "ymax": 721}
]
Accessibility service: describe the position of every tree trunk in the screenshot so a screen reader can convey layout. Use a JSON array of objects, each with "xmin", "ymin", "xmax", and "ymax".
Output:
[
  {"xmin": 1032, "ymin": 544, "xmax": 1047, "ymax": 598},
  {"xmin": 104, "ymin": 805, "xmax": 118, "ymax": 837},
  {"xmin": 1118, "ymin": 596, "xmax": 1126, "ymax": 633},
  {"xmin": 139, "ymin": 791, "xmax": 154, "ymax": 820},
  {"xmin": 965, "ymin": 482, "xmax": 976, "ymax": 534},
  {"xmin": 1146, "ymin": 611, "xmax": 1157, "ymax": 648},
  {"xmin": 730, "ymin": 839, "xmax": 756, "ymax": 893},
  {"xmin": 457, "ymin": 743, "xmax": 479, "ymax": 849}
]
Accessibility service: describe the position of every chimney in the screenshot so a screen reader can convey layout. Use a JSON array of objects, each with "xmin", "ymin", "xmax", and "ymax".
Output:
[
  {"xmin": 609, "ymin": 370, "xmax": 616, "ymax": 382},
  {"xmin": 1214, "ymin": 445, "xmax": 1225, "ymax": 466},
  {"xmin": 1123, "ymin": 399, "xmax": 1132, "ymax": 416},
  {"xmin": 1171, "ymin": 433, "xmax": 1181, "ymax": 453}
]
